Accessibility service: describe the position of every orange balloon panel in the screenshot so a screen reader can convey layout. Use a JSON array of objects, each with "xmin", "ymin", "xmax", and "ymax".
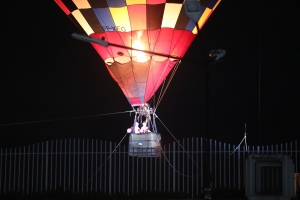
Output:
[{"xmin": 55, "ymin": 0, "xmax": 221, "ymax": 106}]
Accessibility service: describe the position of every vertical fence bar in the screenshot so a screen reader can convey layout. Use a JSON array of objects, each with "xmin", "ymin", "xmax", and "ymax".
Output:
[
  {"xmin": 55, "ymin": 141, "xmax": 57, "ymax": 191},
  {"xmin": 224, "ymin": 143, "xmax": 226, "ymax": 188},
  {"xmin": 37, "ymin": 144, "xmax": 39, "ymax": 192},
  {"xmin": 118, "ymin": 143, "xmax": 120, "ymax": 192},
  {"xmin": 187, "ymin": 138, "xmax": 189, "ymax": 194},
  {"xmin": 46, "ymin": 141, "xmax": 48, "ymax": 191},
  {"xmin": 26, "ymin": 146, "xmax": 30, "ymax": 194},
  {"xmin": 77, "ymin": 139, "xmax": 80, "ymax": 192},
  {"xmin": 182, "ymin": 140, "xmax": 184, "ymax": 193},
  {"xmin": 60, "ymin": 140, "xmax": 62, "ymax": 189},
  {"xmin": 114, "ymin": 143, "xmax": 116, "ymax": 194},
  {"xmin": 14, "ymin": 148, "xmax": 17, "ymax": 192},
  {"xmin": 109, "ymin": 142, "xmax": 112, "ymax": 194},
  {"xmin": 4, "ymin": 149, "xmax": 7, "ymax": 193},
  {"xmin": 22, "ymin": 146, "xmax": 25, "ymax": 193},
  {"xmin": 238, "ymin": 145, "xmax": 241, "ymax": 189},
  {"xmin": 173, "ymin": 141, "xmax": 176, "ymax": 192},
  {"xmin": 136, "ymin": 147, "xmax": 138, "ymax": 193},
  {"xmin": 41, "ymin": 142, "xmax": 44, "ymax": 192},
  {"xmin": 219, "ymin": 142, "xmax": 221, "ymax": 188},
  {"xmin": 69, "ymin": 139, "xmax": 71, "ymax": 190},
  {"xmin": 123, "ymin": 145, "xmax": 125, "ymax": 194},
  {"xmin": 50, "ymin": 141, "xmax": 53, "ymax": 190},
  {"xmin": 290, "ymin": 141, "xmax": 293, "ymax": 158},
  {"xmin": 9, "ymin": 148, "xmax": 12, "ymax": 192},
  {"xmin": 192, "ymin": 138, "xmax": 194, "ymax": 198},
  {"xmin": 164, "ymin": 144, "xmax": 166, "ymax": 192},
  {"xmin": 18, "ymin": 147, "xmax": 21, "ymax": 192},
  {"xmin": 210, "ymin": 139, "xmax": 212, "ymax": 188},
  {"xmin": 168, "ymin": 143, "xmax": 170, "ymax": 192},
  {"xmin": 64, "ymin": 139, "xmax": 66, "ymax": 192},
  {"xmin": 214, "ymin": 140, "xmax": 217, "ymax": 187},
  {"xmin": 233, "ymin": 145, "xmax": 235, "ymax": 188},
  {"xmin": 86, "ymin": 139, "xmax": 89, "ymax": 192},
  {"xmin": 95, "ymin": 140, "xmax": 98, "ymax": 192},
  {"xmin": 201, "ymin": 138, "xmax": 203, "ymax": 193},
  {"xmin": 127, "ymin": 144, "xmax": 129, "ymax": 195},
  {"xmin": 196, "ymin": 138, "xmax": 198, "ymax": 196},
  {"xmin": 228, "ymin": 144, "xmax": 230, "ymax": 188},
  {"xmin": 91, "ymin": 139, "xmax": 93, "ymax": 192},
  {"xmin": 82, "ymin": 139, "xmax": 84, "ymax": 193},
  {"xmin": 100, "ymin": 140, "xmax": 103, "ymax": 192},
  {"xmin": 0, "ymin": 149, "xmax": 2, "ymax": 194},
  {"xmin": 73, "ymin": 139, "xmax": 75, "ymax": 192}
]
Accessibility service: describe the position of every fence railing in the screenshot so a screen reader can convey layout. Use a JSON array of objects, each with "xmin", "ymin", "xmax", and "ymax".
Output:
[{"xmin": 0, "ymin": 138, "xmax": 298, "ymax": 198}]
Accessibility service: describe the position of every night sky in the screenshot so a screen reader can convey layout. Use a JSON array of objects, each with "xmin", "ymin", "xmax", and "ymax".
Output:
[{"xmin": 1, "ymin": 0, "xmax": 299, "ymax": 149}]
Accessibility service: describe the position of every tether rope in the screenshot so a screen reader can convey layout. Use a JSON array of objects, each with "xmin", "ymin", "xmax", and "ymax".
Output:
[
  {"xmin": 0, "ymin": 110, "xmax": 135, "ymax": 127},
  {"xmin": 83, "ymin": 132, "xmax": 128, "ymax": 189}
]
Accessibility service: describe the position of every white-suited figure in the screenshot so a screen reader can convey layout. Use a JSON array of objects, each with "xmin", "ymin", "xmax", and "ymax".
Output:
[
  {"xmin": 127, "ymin": 122, "xmax": 140, "ymax": 134},
  {"xmin": 140, "ymin": 122, "xmax": 149, "ymax": 134}
]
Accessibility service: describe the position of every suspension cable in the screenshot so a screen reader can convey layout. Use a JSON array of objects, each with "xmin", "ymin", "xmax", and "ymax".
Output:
[{"xmin": 156, "ymin": 60, "xmax": 181, "ymax": 109}]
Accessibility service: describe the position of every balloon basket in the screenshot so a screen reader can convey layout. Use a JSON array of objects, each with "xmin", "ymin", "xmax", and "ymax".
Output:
[{"xmin": 128, "ymin": 133, "xmax": 161, "ymax": 157}]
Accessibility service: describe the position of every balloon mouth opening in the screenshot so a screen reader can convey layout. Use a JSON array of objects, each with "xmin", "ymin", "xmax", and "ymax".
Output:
[{"xmin": 104, "ymin": 56, "xmax": 177, "ymax": 65}]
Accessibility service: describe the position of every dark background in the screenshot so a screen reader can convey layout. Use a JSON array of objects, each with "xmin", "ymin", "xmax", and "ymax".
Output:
[{"xmin": 1, "ymin": 0, "xmax": 299, "ymax": 149}]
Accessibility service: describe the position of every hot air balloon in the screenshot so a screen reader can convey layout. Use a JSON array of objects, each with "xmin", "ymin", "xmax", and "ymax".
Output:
[{"xmin": 55, "ymin": 0, "xmax": 221, "ymax": 157}]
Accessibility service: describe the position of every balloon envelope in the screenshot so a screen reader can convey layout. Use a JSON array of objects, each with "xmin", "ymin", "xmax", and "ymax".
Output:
[{"xmin": 55, "ymin": 0, "xmax": 221, "ymax": 106}]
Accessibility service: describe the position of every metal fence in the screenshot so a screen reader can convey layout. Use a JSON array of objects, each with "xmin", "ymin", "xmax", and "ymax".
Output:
[{"xmin": 0, "ymin": 138, "xmax": 298, "ymax": 198}]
